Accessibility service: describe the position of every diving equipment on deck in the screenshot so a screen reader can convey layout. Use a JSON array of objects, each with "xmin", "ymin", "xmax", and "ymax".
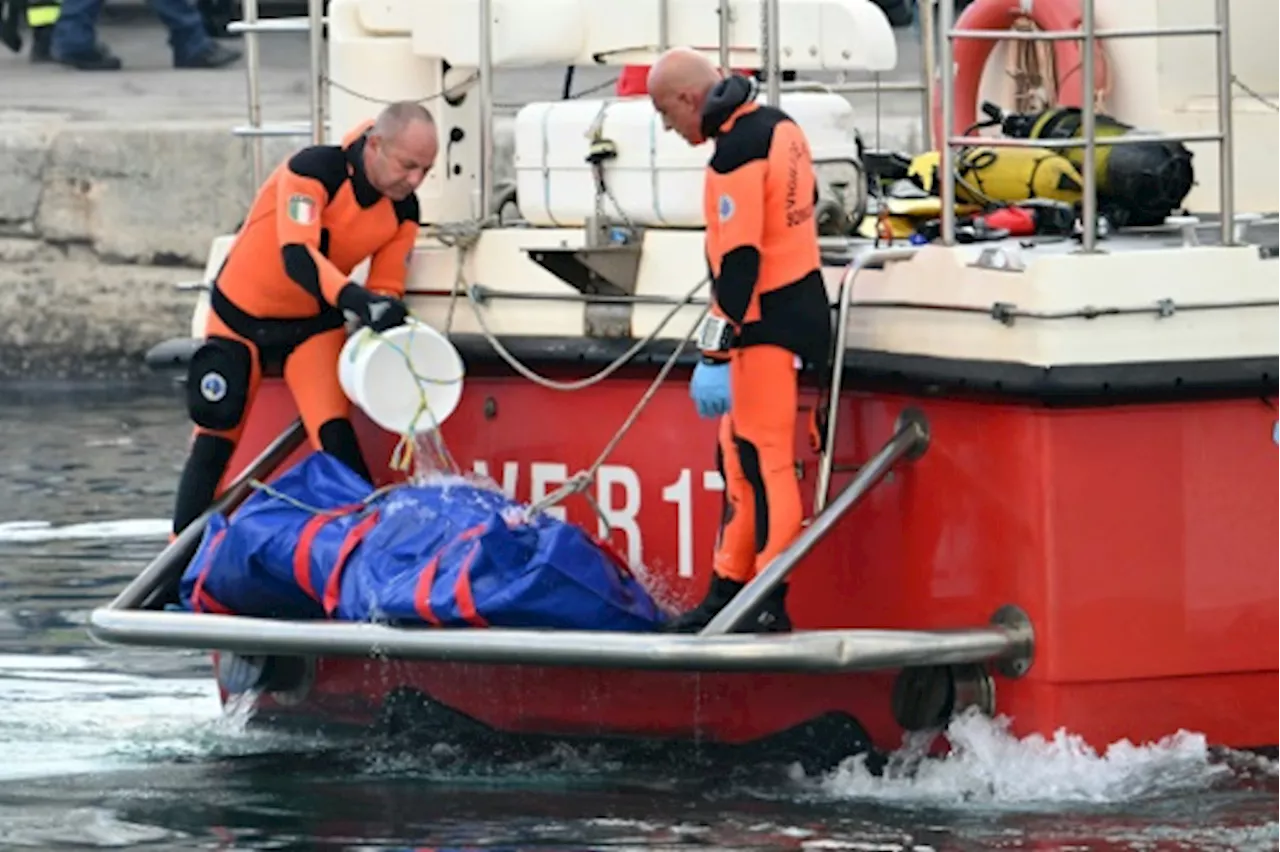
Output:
[
  {"xmin": 908, "ymin": 146, "xmax": 1085, "ymax": 207},
  {"xmin": 1005, "ymin": 105, "xmax": 1196, "ymax": 227}
]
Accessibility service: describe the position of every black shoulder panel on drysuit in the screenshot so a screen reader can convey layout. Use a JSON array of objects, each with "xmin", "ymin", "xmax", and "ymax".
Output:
[
  {"xmin": 286, "ymin": 144, "xmax": 349, "ymax": 197},
  {"xmin": 708, "ymin": 105, "xmax": 784, "ymax": 174},
  {"xmin": 282, "ymin": 145, "xmax": 349, "ymax": 304}
]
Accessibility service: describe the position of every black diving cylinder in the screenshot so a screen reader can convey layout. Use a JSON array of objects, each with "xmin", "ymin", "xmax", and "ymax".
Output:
[{"xmin": 1001, "ymin": 105, "xmax": 1196, "ymax": 228}]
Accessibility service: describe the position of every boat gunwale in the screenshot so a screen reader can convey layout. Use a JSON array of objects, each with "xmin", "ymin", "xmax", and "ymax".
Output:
[{"xmin": 144, "ymin": 334, "xmax": 1279, "ymax": 407}]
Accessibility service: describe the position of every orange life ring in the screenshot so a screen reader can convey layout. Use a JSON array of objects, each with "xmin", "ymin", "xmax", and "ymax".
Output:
[
  {"xmin": 616, "ymin": 64, "xmax": 756, "ymax": 97},
  {"xmin": 930, "ymin": 0, "xmax": 1111, "ymax": 150}
]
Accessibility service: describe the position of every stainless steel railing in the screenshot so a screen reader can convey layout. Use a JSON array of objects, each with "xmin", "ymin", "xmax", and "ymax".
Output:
[
  {"xmin": 826, "ymin": 0, "xmax": 936, "ymax": 150},
  {"xmin": 228, "ymin": 0, "xmax": 328, "ymax": 187},
  {"xmin": 936, "ymin": 0, "xmax": 1238, "ymax": 250},
  {"xmin": 224, "ymin": 0, "xmax": 934, "ymax": 203}
]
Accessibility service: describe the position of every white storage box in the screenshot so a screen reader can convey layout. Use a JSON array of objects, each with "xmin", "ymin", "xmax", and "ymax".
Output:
[{"xmin": 513, "ymin": 92, "xmax": 861, "ymax": 228}]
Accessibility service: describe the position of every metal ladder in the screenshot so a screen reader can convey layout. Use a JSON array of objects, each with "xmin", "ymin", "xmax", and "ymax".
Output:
[
  {"xmin": 936, "ymin": 0, "xmax": 1239, "ymax": 250},
  {"xmin": 228, "ymin": 0, "xmax": 329, "ymax": 187}
]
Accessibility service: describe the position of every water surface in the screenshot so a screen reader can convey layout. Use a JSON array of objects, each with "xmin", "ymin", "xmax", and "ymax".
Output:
[{"xmin": 0, "ymin": 384, "xmax": 1276, "ymax": 851}]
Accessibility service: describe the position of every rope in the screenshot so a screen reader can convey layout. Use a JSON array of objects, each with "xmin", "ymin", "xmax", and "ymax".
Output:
[
  {"xmin": 524, "ymin": 302, "xmax": 710, "ymax": 518},
  {"xmin": 464, "ymin": 275, "xmax": 710, "ymax": 392},
  {"xmin": 245, "ymin": 477, "xmax": 399, "ymax": 515},
  {"xmin": 323, "ymin": 72, "xmax": 480, "ymax": 106},
  {"xmin": 344, "ymin": 205, "xmax": 708, "ymax": 498},
  {"xmin": 422, "ymin": 217, "xmax": 493, "ymax": 334},
  {"xmin": 1004, "ymin": 15, "xmax": 1056, "ymax": 115}
]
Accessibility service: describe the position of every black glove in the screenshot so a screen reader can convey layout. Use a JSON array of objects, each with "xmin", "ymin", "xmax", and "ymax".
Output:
[{"xmin": 338, "ymin": 283, "xmax": 408, "ymax": 333}]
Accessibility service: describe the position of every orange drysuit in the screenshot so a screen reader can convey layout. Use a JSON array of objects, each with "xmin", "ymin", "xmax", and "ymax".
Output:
[
  {"xmin": 171, "ymin": 121, "xmax": 420, "ymax": 535},
  {"xmin": 669, "ymin": 74, "xmax": 832, "ymax": 631}
]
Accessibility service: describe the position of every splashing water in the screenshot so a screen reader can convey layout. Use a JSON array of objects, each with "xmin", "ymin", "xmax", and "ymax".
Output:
[
  {"xmin": 400, "ymin": 428, "xmax": 462, "ymax": 485},
  {"xmin": 799, "ymin": 708, "xmax": 1264, "ymax": 808},
  {"xmin": 0, "ymin": 658, "xmax": 328, "ymax": 783}
]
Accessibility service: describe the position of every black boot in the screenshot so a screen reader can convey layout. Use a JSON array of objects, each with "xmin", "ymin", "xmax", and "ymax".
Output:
[
  {"xmin": 660, "ymin": 573, "xmax": 744, "ymax": 633},
  {"xmin": 745, "ymin": 583, "xmax": 792, "ymax": 634},
  {"xmin": 662, "ymin": 577, "xmax": 794, "ymax": 634},
  {"xmin": 54, "ymin": 41, "xmax": 122, "ymax": 71}
]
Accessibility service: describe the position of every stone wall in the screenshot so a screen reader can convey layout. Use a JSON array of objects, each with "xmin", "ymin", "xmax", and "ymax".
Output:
[
  {"xmin": 0, "ymin": 119, "xmax": 520, "ymax": 379},
  {"xmin": 0, "ymin": 122, "xmax": 276, "ymax": 378},
  {"xmin": 0, "ymin": 111, "xmax": 911, "ymax": 379}
]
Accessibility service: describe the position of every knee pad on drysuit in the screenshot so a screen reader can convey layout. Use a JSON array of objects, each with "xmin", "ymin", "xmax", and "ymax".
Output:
[
  {"xmin": 318, "ymin": 418, "xmax": 372, "ymax": 485},
  {"xmin": 186, "ymin": 337, "xmax": 252, "ymax": 432}
]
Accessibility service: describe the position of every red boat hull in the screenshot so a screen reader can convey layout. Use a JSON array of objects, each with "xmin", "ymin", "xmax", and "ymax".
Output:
[{"xmin": 213, "ymin": 362, "xmax": 1279, "ymax": 757}]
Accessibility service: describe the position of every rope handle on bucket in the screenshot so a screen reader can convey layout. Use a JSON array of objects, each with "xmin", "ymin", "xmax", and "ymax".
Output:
[
  {"xmin": 343, "ymin": 320, "xmax": 464, "ymax": 479},
  {"xmin": 350, "ymin": 212, "xmax": 708, "ymax": 481}
]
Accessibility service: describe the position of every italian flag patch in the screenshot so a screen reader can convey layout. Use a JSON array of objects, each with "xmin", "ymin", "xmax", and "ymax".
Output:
[{"xmin": 287, "ymin": 194, "xmax": 318, "ymax": 225}]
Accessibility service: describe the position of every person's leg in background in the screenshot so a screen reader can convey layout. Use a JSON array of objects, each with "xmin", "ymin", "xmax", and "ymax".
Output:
[
  {"xmin": 49, "ymin": 0, "xmax": 120, "ymax": 69},
  {"xmin": 146, "ymin": 0, "xmax": 239, "ymax": 67},
  {"xmin": 51, "ymin": 0, "xmax": 238, "ymax": 69},
  {"xmin": 283, "ymin": 328, "xmax": 374, "ymax": 485},
  {"xmin": 196, "ymin": 0, "xmax": 238, "ymax": 39},
  {"xmin": 25, "ymin": 0, "xmax": 58, "ymax": 61}
]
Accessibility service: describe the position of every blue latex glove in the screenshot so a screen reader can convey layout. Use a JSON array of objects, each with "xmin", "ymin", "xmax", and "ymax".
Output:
[{"xmin": 689, "ymin": 360, "xmax": 731, "ymax": 419}]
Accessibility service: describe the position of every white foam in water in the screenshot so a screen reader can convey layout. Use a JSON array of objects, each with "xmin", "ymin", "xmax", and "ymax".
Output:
[
  {"xmin": 0, "ymin": 657, "xmax": 324, "ymax": 782},
  {"xmin": 0, "ymin": 519, "xmax": 171, "ymax": 543},
  {"xmin": 804, "ymin": 708, "xmax": 1239, "ymax": 807}
]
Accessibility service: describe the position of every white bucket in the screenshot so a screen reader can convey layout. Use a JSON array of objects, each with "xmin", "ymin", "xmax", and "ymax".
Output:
[{"xmin": 338, "ymin": 319, "xmax": 465, "ymax": 434}]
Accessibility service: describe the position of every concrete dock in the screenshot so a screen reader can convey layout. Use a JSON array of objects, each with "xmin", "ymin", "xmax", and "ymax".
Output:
[{"xmin": 0, "ymin": 6, "xmax": 929, "ymax": 378}]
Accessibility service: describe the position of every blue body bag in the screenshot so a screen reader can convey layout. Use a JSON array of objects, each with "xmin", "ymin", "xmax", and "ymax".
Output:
[{"xmin": 179, "ymin": 452, "xmax": 666, "ymax": 632}]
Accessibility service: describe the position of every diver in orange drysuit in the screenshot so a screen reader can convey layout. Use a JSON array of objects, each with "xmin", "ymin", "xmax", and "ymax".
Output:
[
  {"xmin": 647, "ymin": 50, "xmax": 832, "ymax": 633},
  {"xmin": 170, "ymin": 101, "xmax": 439, "ymax": 536}
]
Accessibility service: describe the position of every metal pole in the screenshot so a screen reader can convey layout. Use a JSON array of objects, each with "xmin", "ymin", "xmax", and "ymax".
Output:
[
  {"xmin": 89, "ymin": 608, "xmax": 1026, "ymax": 673},
  {"xmin": 479, "ymin": 0, "xmax": 495, "ymax": 218},
  {"xmin": 873, "ymin": 73, "xmax": 883, "ymax": 148},
  {"xmin": 1079, "ymin": 0, "xmax": 1098, "ymax": 252},
  {"xmin": 307, "ymin": 0, "xmax": 325, "ymax": 144},
  {"xmin": 919, "ymin": 0, "xmax": 937, "ymax": 151},
  {"xmin": 702, "ymin": 409, "xmax": 930, "ymax": 635},
  {"xmin": 764, "ymin": 0, "xmax": 781, "ymax": 106},
  {"xmin": 937, "ymin": 0, "xmax": 956, "ymax": 244},
  {"xmin": 814, "ymin": 246, "xmax": 921, "ymax": 512},
  {"xmin": 1215, "ymin": 0, "xmax": 1235, "ymax": 246},
  {"xmin": 242, "ymin": 0, "xmax": 264, "ymax": 186},
  {"xmin": 469, "ymin": 284, "xmax": 710, "ymax": 307},
  {"xmin": 105, "ymin": 420, "xmax": 308, "ymax": 613},
  {"xmin": 658, "ymin": 0, "xmax": 669, "ymax": 50},
  {"xmin": 718, "ymin": 0, "xmax": 731, "ymax": 73}
]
